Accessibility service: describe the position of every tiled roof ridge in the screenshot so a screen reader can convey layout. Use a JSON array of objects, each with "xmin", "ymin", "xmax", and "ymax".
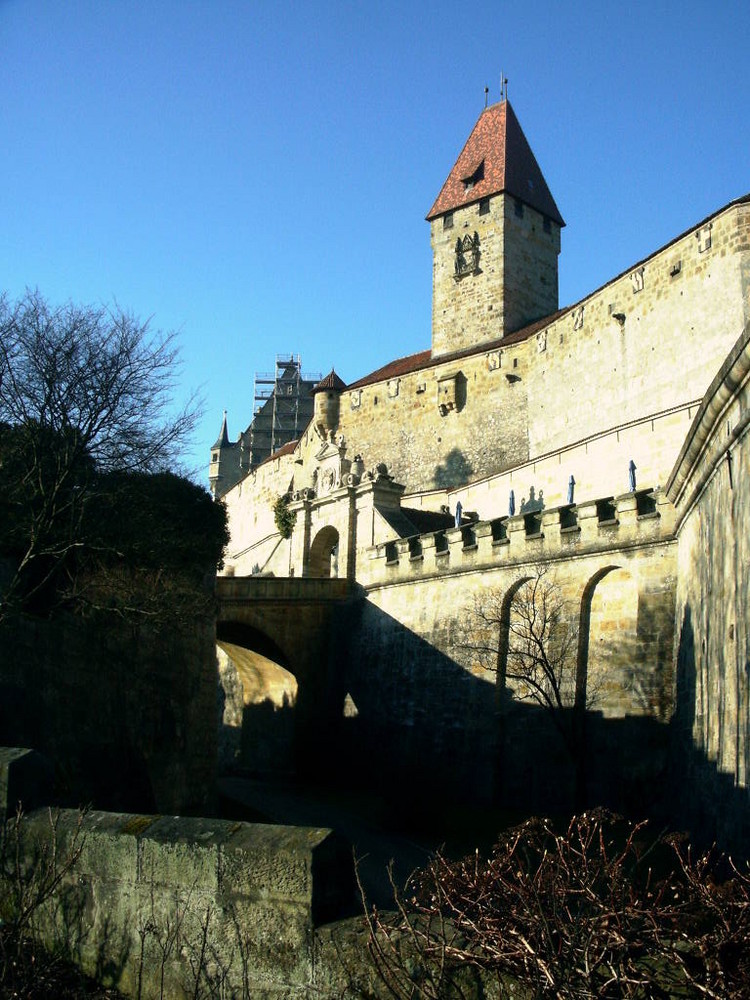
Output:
[{"xmin": 257, "ymin": 439, "xmax": 299, "ymax": 468}]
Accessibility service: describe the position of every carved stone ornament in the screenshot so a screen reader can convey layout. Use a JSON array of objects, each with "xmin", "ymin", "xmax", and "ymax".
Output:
[
  {"xmin": 454, "ymin": 232, "xmax": 481, "ymax": 279},
  {"xmin": 486, "ymin": 350, "xmax": 501, "ymax": 371},
  {"xmin": 387, "ymin": 377, "xmax": 400, "ymax": 398},
  {"xmin": 696, "ymin": 223, "xmax": 712, "ymax": 253},
  {"xmin": 536, "ymin": 330, "xmax": 547, "ymax": 353},
  {"xmin": 350, "ymin": 388, "xmax": 362, "ymax": 410},
  {"xmin": 572, "ymin": 305, "xmax": 584, "ymax": 331},
  {"xmin": 437, "ymin": 373, "xmax": 457, "ymax": 416},
  {"xmin": 630, "ymin": 267, "xmax": 645, "ymax": 293},
  {"xmin": 321, "ymin": 467, "xmax": 337, "ymax": 493}
]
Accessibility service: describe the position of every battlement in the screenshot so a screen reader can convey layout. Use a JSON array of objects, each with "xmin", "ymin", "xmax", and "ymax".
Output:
[{"xmin": 362, "ymin": 487, "xmax": 675, "ymax": 587}]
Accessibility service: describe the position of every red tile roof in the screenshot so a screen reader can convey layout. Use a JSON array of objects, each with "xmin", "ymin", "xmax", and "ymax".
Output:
[
  {"xmin": 346, "ymin": 313, "xmax": 565, "ymax": 391},
  {"xmin": 312, "ymin": 369, "xmax": 347, "ymax": 394},
  {"xmin": 427, "ymin": 100, "xmax": 564, "ymax": 226},
  {"xmin": 258, "ymin": 439, "xmax": 299, "ymax": 467}
]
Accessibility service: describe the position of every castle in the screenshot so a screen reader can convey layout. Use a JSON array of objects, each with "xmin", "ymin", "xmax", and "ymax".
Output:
[{"xmin": 213, "ymin": 99, "xmax": 750, "ymax": 848}]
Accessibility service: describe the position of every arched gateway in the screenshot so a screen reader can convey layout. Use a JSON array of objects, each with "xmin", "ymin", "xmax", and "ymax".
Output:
[{"xmin": 308, "ymin": 526, "xmax": 340, "ymax": 578}]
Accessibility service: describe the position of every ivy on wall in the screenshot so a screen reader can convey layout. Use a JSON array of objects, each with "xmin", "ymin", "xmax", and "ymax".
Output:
[{"xmin": 273, "ymin": 494, "xmax": 296, "ymax": 539}]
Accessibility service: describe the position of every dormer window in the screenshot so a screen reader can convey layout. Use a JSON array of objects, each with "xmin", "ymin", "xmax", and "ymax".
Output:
[{"xmin": 461, "ymin": 159, "xmax": 484, "ymax": 193}]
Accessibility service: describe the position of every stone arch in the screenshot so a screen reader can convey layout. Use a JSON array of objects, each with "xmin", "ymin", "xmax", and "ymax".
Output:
[
  {"xmin": 308, "ymin": 525, "xmax": 340, "ymax": 578},
  {"xmin": 495, "ymin": 575, "xmax": 533, "ymax": 705},
  {"xmin": 576, "ymin": 565, "xmax": 640, "ymax": 717},
  {"xmin": 216, "ymin": 621, "xmax": 298, "ymax": 776}
]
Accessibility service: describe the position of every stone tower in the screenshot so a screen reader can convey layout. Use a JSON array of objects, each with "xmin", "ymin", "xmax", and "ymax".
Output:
[{"xmin": 427, "ymin": 99, "xmax": 564, "ymax": 358}]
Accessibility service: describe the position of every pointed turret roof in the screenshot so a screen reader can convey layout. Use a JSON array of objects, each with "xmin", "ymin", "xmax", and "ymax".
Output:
[
  {"xmin": 311, "ymin": 369, "xmax": 347, "ymax": 394},
  {"xmin": 211, "ymin": 411, "xmax": 230, "ymax": 450},
  {"xmin": 426, "ymin": 100, "xmax": 564, "ymax": 226}
]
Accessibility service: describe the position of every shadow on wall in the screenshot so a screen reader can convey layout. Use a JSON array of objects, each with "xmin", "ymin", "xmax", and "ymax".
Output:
[
  {"xmin": 323, "ymin": 598, "xmax": 748, "ymax": 855},
  {"xmin": 434, "ymin": 448, "xmax": 474, "ymax": 489},
  {"xmin": 219, "ymin": 698, "xmax": 297, "ymax": 778},
  {"xmin": 326, "ymin": 598, "xmax": 671, "ymax": 822},
  {"xmin": 669, "ymin": 604, "xmax": 750, "ymax": 858},
  {"xmin": 0, "ymin": 615, "xmax": 216, "ymax": 816},
  {"xmin": 215, "ymin": 596, "xmax": 750, "ymax": 856},
  {"xmin": 519, "ymin": 486, "xmax": 545, "ymax": 513}
]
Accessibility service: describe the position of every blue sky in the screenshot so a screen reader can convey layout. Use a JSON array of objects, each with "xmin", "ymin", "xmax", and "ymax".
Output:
[{"xmin": 1, "ymin": 1, "xmax": 747, "ymax": 480}]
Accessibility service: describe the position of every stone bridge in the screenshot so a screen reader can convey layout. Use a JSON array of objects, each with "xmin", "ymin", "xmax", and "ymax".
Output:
[{"xmin": 216, "ymin": 576, "xmax": 356, "ymax": 772}]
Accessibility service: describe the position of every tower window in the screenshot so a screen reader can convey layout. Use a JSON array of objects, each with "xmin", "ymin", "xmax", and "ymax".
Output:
[
  {"xmin": 479, "ymin": 197, "xmax": 490, "ymax": 215},
  {"xmin": 443, "ymin": 212, "xmax": 454, "ymax": 230},
  {"xmin": 514, "ymin": 199, "xmax": 524, "ymax": 218},
  {"xmin": 543, "ymin": 216, "xmax": 551, "ymax": 233}
]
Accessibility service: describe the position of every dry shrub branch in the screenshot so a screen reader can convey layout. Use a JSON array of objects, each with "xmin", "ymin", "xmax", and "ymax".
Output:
[{"xmin": 362, "ymin": 809, "xmax": 750, "ymax": 999}]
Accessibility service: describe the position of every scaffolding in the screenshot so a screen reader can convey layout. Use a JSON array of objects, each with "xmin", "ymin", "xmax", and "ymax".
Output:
[{"xmin": 245, "ymin": 355, "xmax": 321, "ymax": 468}]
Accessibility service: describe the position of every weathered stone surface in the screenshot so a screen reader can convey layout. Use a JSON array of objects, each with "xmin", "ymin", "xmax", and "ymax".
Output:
[{"xmin": 2, "ymin": 798, "xmax": 358, "ymax": 1000}]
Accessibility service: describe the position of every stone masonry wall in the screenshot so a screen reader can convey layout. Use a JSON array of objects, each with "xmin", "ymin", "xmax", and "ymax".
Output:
[
  {"xmin": 220, "ymin": 200, "xmax": 749, "ymax": 574},
  {"xmin": 668, "ymin": 322, "xmax": 750, "ymax": 854},
  {"xmin": 431, "ymin": 194, "xmax": 561, "ymax": 356},
  {"xmin": 6, "ymin": 800, "xmax": 358, "ymax": 1000},
  {"xmin": 525, "ymin": 201, "xmax": 750, "ymax": 458},
  {"xmin": 340, "ymin": 493, "xmax": 677, "ymax": 815}
]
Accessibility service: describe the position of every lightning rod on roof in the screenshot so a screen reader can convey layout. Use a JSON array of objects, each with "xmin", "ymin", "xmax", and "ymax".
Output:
[
  {"xmin": 484, "ymin": 85, "xmax": 489, "ymax": 108},
  {"xmin": 501, "ymin": 73, "xmax": 508, "ymax": 101}
]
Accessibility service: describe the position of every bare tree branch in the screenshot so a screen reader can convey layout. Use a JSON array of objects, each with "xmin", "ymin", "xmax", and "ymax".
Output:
[{"xmin": 0, "ymin": 290, "xmax": 206, "ymax": 620}]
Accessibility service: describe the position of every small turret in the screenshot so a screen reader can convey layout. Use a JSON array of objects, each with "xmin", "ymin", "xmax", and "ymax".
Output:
[
  {"xmin": 209, "ymin": 411, "xmax": 238, "ymax": 498},
  {"xmin": 311, "ymin": 370, "xmax": 346, "ymax": 440}
]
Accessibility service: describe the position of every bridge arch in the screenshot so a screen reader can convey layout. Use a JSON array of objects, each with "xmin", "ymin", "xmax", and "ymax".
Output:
[
  {"xmin": 216, "ymin": 620, "xmax": 298, "ymax": 776},
  {"xmin": 308, "ymin": 526, "xmax": 339, "ymax": 578}
]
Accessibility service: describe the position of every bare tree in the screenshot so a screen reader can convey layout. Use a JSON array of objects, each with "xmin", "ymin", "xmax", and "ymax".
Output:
[
  {"xmin": 458, "ymin": 563, "xmax": 587, "ymax": 807},
  {"xmin": 0, "ymin": 290, "xmax": 201, "ymax": 618}
]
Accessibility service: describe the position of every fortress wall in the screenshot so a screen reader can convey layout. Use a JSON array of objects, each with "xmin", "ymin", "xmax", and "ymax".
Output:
[
  {"xmin": 296, "ymin": 204, "xmax": 746, "ymax": 503},
  {"xmin": 526, "ymin": 202, "xmax": 750, "ymax": 458},
  {"xmin": 668, "ymin": 323, "xmax": 750, "ymax": 852},
  {"xmin": 345, "ymin": 518, "xmax": 676, "ymax": 811},
  {"xmin": 331, "ymin": 342, "xmax": 531, "ymax": 492},
  {"xmin": 448, "ymin": 402, "xmax": 698, "ymax": 520},
  {"xmin": 222, "ymin": 450, "xmax": 297, "ymax": 575},
  {"xmin": 220, "ymin": 202, "xmax": 749, "ymax": 574}
]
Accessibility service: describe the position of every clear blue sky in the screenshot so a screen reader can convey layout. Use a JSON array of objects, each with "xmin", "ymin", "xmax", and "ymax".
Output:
[{"xmin": 2, "ymin": 1, "xmax": 747, "ymax": 480}]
